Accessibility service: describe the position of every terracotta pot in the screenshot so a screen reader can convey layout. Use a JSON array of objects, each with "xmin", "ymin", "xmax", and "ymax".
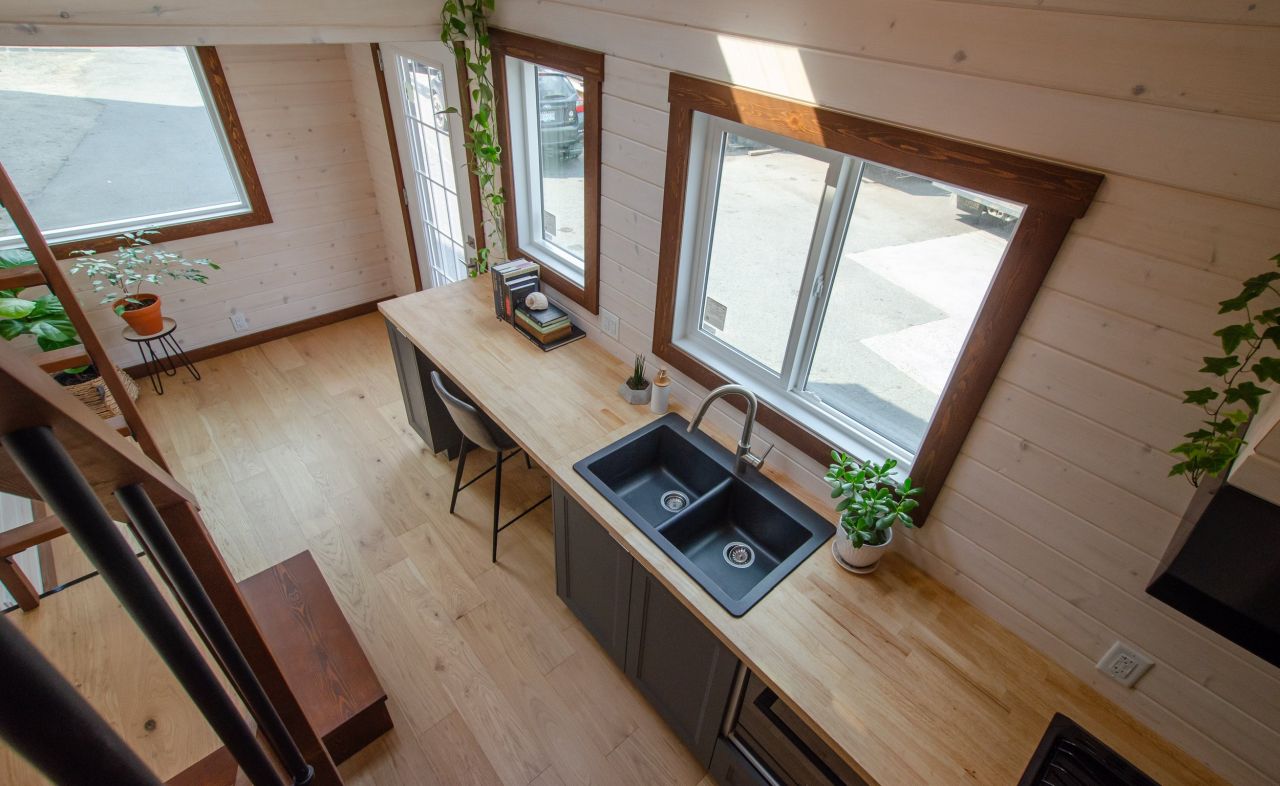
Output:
[
  {"xmin": 833, "ymin": 526, "xmax": 893, "ymax": 574},
  {"xmin": 115, "ymin": 293, "xmax": 163, "ymax": 336}
]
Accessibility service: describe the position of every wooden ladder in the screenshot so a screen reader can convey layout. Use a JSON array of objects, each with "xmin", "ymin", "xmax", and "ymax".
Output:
[{"xmin": 0, "ymin": 159, "xmax": 168, "ymax": 611}]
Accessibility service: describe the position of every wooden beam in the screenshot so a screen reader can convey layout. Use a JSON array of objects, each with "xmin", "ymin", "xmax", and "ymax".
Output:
[
  {"xmin": 0, "ymin": 515, "xmax": 65, "ymax": 558},
  {"xmin": 35, "ymin": 346, "xmax": 92, "ymax": 374},
  {"xmin": 0, "ymin": 265, "xmax": 45, "ymax": 291},
  {"xmin": 0, "ymin": 555, "xmax": 40, "ymax": 611}
]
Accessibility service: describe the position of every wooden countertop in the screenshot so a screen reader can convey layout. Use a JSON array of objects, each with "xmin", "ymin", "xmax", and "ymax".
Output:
[{"xmin": 380, "ymin": 280, "xmax": 1223, "ymax": 786}]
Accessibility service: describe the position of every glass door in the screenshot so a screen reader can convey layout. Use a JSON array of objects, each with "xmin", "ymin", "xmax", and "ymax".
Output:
[{"xmin": 383, "ymin": 43, "xmax": 477, "ymax": 288}]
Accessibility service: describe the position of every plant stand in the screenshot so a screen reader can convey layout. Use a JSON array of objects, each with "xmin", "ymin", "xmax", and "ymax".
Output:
[{"xmin": 122, "ymin": 317, "xmax": 201, "ymax": 395}]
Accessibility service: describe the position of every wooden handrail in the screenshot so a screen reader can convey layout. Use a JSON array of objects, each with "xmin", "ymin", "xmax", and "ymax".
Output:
[
  {"xmin": 0, "ymin": 340, "xmax": 194, "ymax": 519},
  {"xmin": 0, "ymin": 161, "xmax": 168, "ymax": 470}
]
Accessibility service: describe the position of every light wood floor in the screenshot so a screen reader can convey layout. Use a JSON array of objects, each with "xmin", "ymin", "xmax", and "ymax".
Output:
[{"xmin": 125, "ymin": 312, "xmax": 707, "ymax": 785}]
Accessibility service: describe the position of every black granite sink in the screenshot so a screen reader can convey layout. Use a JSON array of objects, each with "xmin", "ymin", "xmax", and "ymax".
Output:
[{"xmin": 574, "ymin": 413, "xmax": 831, "ymax": 616}]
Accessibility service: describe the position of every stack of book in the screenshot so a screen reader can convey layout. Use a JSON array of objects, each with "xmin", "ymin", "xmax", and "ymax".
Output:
[
  {"xmin": 491, "ymin": 259, "xmax": 540, "ymax": 322},
  {"xmin": 515, "ymin": 302, "xmax": 572, "ymax": 345}
]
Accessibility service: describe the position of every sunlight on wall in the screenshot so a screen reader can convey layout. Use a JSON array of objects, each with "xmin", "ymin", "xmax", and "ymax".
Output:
[{"xmin": 715, "ymin": 34, "xmax": 816, "ymax": 104}]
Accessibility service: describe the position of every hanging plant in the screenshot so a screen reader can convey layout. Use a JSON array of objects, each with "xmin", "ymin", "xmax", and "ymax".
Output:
[
  {"xmin": 1170, "ymin": 253, "xmax": 1280, "ymax": 487},
  {"xmin": 440, "ymin": 0, "xmax": 505, "ymax": 276}
]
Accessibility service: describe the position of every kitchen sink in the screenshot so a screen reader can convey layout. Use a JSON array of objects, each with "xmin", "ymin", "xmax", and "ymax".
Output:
[{"xmin": 574, "ymin": 413, "xmax": 831, "ymax": 616}]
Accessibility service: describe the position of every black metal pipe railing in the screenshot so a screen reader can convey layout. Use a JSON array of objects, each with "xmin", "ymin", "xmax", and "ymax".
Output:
[
  {"xmin": 0, "ymin": 612, "xmax": 164, "ymax": 786},
  {"xmin": 116, "ymin": 483, "xmax": 314, "ymax": 785},
  {"xmin": 1, "ymin": 426, "xmax": 285, "ymax": 786}
]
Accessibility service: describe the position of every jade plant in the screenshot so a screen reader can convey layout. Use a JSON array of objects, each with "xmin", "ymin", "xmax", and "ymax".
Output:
[
  {"xmin": 1170, "ymin": 253, "xmax": 1280, "ymax": 487},
  {"xmin": 67, "ymin": 229, "xmax": 218, "ymax": 314},
  {"xmin": 440, "ymin": 0, "xmax": 505, "ymax": 276},
  {"xmin": 627, "ymin": 353, "xmax": 648, "ymax": 390},
  {"xmin": 825, "ymin": 453, "xmax": 921, "ymax": 547}
]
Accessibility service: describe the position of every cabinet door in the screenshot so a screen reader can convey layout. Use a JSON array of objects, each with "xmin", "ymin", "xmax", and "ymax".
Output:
[
  {"xmin": 554, "ymin": 484, "xmax": 633, "ymax": 666},
  {"xmin": 386, "ymin": 319, "xmax": 430, "ymax": 441},
  {"xmin": 625, "ymin": 568, "xmax": 740, "ymax": 767}
]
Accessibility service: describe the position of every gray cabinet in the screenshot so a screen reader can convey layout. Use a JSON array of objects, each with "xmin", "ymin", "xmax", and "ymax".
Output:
[
  {"xmin": 626, "ymin": 567, "xmax": 739, "ymax": 767},
  {"xmin": 554, "ymin": 484, "xmax": 633, "ymax": 666},
  {"xmin": 553, "ymin": 483, "xmax": 739, "ymax": 767},
  {"xmin": 385, "ymin": 319, "xmax": 461, "ymax": 458}
]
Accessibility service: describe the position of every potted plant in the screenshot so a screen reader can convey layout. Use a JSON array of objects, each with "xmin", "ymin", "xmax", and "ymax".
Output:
[
  {"xmin": 619, "ymin": 353, "xmax": 652, "ymax": 405},
  {"xmin": 825, "ymin": 452, "xmax": 922, "ymax": 574},
  {"xmin": 0, "ymin": 248, "xmax": 138, "ymax": 407},
  {"xmin": 68, "ymin": 229, "xmax": 219, "ymax": 336}
]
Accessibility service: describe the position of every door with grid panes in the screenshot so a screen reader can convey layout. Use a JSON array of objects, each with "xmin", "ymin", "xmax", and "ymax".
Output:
[{"xmin": 383, "ymin": 43, "xmax": 478, "ymax": 288}]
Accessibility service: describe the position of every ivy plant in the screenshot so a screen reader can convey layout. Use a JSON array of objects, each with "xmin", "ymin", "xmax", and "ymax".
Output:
[
  {"xmin": 0, "ymin": 248, "xmax": 81, "ymax": 353},
  {"xmin": 824, "ymin": 452, "xmax": 922, "ymax": 548},
  {"xmin": 1171, "ymin": 253, "xmax": 1280, "ymax": 487},
  {"xmin": 440, "ymin": 0, "xmax": 505, "ymax": 276}
]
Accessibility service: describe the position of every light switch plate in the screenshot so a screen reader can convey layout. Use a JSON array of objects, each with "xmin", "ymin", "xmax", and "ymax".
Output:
[
  {"xmin": 229, "ymin": 309, "xmax": 250, "ymax": 333},
  {"xmin": 1096, "ymin": 641, "xmax": 1153, "ymax": 687},
  {"xmin": 599, "ymin": 308, "xmax": 619, "ymax": 339}
]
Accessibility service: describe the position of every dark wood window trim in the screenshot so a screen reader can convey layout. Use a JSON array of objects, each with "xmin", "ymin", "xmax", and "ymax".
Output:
[
  {"xmin": 653, "ymin": 73, "xmax": 1103, "ymax": 522},
  {"xmin": 490, "ymin": 28, "xmax": 603, "ymax": 314},
  {"xmin": 370, "ymin": 44, "xmax": 424, "ymax": 292},
  {"xmin": 45, "ymin": 46, "xmax": 271, "ymax": 260}
]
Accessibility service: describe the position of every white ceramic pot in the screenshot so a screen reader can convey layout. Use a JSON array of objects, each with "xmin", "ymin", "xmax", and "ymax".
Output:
[
  {"xmin": 832, "ymin": 527, "xmax": 893, "ymax": 574},
  {"xmin": 619, "ymin": 381, "xmax": 652, "ymax": 405}
]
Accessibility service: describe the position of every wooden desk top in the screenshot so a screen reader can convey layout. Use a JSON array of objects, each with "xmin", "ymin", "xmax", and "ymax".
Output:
[{"xmin": 380, "ymin": 280, "xmax": 1223, "ymax": 786}]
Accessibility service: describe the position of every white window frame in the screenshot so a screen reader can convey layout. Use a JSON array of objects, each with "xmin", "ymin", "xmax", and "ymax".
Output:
[
  {"xmin": 0, "ymin": 46, "xmax": 254, "ymax": 251},
  {"xmin": 672, "ymin": 113, "xmax": 1020, "ymax": 473},
  {"xmin": 502, "ymin": 55, "xmax": 586, "ymax": 288}
]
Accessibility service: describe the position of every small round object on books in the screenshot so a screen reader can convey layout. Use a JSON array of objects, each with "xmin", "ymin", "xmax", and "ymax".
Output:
[{"xmin": 525, "ymin": 291, "xmax": 549, "ymax": 311}]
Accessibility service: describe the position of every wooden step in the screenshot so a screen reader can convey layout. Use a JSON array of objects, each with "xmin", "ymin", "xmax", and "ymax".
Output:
[
  {"xmin": 0, "ymin": 265, "xmax": 46, "ymax": 291},
  {"xmin": 167, "ymin": 551, "xmax": 390, "ymax": 786},
  {"xmin": 0, "ymin": 514, "xmax": 66, "ymax": 558},
  {"xmin": 36, "ymin": 346, "xmax": 92, "ymax": 374}
]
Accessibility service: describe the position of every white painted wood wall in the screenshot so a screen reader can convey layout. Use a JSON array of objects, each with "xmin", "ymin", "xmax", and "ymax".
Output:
[
  {"xmin": 5, "ymin": 44, "xmax": 397, "ymax": 367},
  {"xmin": 486, "ymin": 1, "xmax": 1280, "ymax": 783}
]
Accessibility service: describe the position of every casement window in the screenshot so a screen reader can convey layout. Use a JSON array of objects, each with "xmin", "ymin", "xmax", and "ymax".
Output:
[
  {"xmin": 655, "ymin": 75, "xmax": 1102, "ymax": 519},
  {"xmin": 492, "ymin": 30, "xmax": 603, "ymax": 313},
  {"xmin": 0, "ymin": 45, "xmax": 269, "ymax": 257}
]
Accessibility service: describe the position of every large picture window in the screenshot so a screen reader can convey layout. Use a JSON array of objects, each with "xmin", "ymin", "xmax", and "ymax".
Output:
[
  {"xmin": 0, "ymin": 45, "xmax": 269, "ymax": 257},
  {"xmin": 656, "ymin": 75, "xmax": 1102, "ymax": 519},
  {"xmin": 492, "ymin": 30, "xmax": 602, "ymax": 313}
]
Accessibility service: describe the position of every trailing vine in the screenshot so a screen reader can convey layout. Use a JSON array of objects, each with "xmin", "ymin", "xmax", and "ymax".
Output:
[
  {"xmin": 1170, "ymin": 253, "xmax": 1280, "ymax": 487},
  {"xmin": 440, "ymin": 0, "xmax": 505, "ymax": 276}
]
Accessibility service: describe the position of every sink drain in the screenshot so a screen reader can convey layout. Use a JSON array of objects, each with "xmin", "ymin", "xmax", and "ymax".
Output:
[
  {"xmin": 660, "ymin": 490, "xmax": 690, "ymax": 513},
  {"xmin": 723, "ymin": 542, "xmax": 755, "ymax": 569}
]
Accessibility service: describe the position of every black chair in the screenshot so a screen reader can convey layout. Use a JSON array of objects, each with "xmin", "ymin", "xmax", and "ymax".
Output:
[{"xmin": 430, "ymin": 371, "xmax": 549, "ymax": 562}]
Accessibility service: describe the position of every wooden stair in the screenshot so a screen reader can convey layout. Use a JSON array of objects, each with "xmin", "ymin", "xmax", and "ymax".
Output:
[{"xmin": 0, "ymin": 158, "xmax": 168, "ymax": 611}]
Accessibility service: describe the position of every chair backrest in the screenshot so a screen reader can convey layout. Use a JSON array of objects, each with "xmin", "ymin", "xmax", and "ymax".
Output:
[{"xmin": 430, "ymin": 371, "xmax": 503, "ymax": 453}]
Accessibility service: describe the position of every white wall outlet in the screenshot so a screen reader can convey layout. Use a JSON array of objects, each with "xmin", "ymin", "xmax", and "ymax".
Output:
[
  {"xmin": 1096, "ymin": 641, "xmax": 1153, "ymax": 687},
  {"xmin": 599, "ymin": 307, "xmax": 620, "ymax": 340},
  {"xmin": 229, "ymin": 309, "xmax": 251, "ymax": 333}
]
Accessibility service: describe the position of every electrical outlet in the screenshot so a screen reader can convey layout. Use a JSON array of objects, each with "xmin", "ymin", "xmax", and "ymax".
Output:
[
  {"xmin": 599, "ymin": 308, "xmax": 620, "ymax": 340},
  {"xmin": 1096, "ymin": 641, "xmax": 1153, "ymax": 687},
  {"xmin": 229, "ymin": 309, "xmax": 251, "ymax": 333}
]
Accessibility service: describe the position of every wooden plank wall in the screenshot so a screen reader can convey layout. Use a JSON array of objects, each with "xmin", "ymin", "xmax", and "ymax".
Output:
[
  {"xmin": 19, "ymin": 44, "xmax": 399, "ymax": 367},
  {"xmin": 488, "ymin": 1, "xmax": 1280, "ymax": 782},
  {"xmin": 346, "ymin": 43, "xmax": 418, "ymax": 297}
]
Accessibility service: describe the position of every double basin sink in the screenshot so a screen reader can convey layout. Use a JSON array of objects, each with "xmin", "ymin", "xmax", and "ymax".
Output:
[{"xmin": 574, "ymin": 413, "xmax": 832, "ymax": 616}]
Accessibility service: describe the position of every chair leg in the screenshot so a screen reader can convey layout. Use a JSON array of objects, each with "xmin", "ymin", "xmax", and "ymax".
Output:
[
  {"xmin": 450, "ymin": 438, "xmax": 470, "ymax": 515},
  {"xmin": 492, "ymin": 449, "xmax": 503, "ymax": 563}
]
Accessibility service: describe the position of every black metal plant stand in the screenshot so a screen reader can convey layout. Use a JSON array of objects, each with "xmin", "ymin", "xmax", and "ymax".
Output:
[{"xmin": 122, "ymin": 317, "xmax": 201, "ymax": 395}]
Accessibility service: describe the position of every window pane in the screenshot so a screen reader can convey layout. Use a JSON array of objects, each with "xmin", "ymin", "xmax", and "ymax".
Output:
[
  {"xmin": 701, "ymin": 134, "xmax": 829, "ymax": 374},
  {"xmin": 804, "ymin": 162, "xmax": 1022, "ymax": 453},
  {"xmin": 534, "ymin": 66, "xmax": 585, "ymax": 262},
  {"xmin": 0, "ymin": 46, "xmax": 248, "ymax": 247}
]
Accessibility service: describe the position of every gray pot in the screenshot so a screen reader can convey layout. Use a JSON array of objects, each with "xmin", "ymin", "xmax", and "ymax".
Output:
[{"xmin": 619, "ymin": 381, "xmax": 652, "ymax": 405}]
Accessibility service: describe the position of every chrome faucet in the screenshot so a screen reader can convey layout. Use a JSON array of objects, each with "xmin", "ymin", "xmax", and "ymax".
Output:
[{"xmin": 687, "ymin": 384, "xmax": 773, "ymax": 474}]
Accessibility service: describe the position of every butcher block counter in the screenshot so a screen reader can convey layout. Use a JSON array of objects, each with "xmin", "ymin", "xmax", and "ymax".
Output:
[{"xmin": 380, "ymin": 279, "xmax": 1222, "ymax": 786}]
